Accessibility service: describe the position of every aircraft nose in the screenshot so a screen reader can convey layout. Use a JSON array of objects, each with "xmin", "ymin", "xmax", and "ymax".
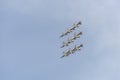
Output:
[
  {"xmin": 78, "ymin": 21, "xmax": 82, "ymax": 25},
  {"xmin": 80, "ymin": 44, "xmax": 83, "ymax": 47},
  {"xmin": 80, "ymin": 32, "xmax": 82, "ymax": 34}
]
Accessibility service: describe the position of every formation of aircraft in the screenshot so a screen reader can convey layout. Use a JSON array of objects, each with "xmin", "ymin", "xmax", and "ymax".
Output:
[
  {"xmin": 60, "ymin": 21, "xmax": 83, "ymax": 58},
  {"xmin": 60, "ymin": 21, "xmax": 82, "ymax": 37},
  {"xmin": 60, "ymin": 44, "xmax": 83, "ymax": 58}
]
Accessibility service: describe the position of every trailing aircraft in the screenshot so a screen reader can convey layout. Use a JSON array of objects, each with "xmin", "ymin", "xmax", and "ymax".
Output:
[
  {"xmin": 60, "ymin": 49, "xmax": 72, "ymax": 58},
  {"xmin": 71, "ymin": 21, "xmax": 82, "ymax": 30},
  {"xmin": 60, "ymin": 38, "xmax": 73, "ymax": 48},
  {"xmin": 73, "ymin": 32, "xmax": 82, "ymax": 40},
  {"xmin": 60, "ymin": 32, "xmax": 67, "ymax": 37},
  {"xmin": 72, "ymin": 44, "xmax": 83, "ymax": 53},
  {"xmin": 60, "ymin": 28, "xmax": 72, "ymax": 37},
  {"xmin": 61, "ymin": 42, "xmax": 68, "ymax": 48},
  {"xmin": 67, "ymin": 38, "xmax": 74, "ymax": 44}
]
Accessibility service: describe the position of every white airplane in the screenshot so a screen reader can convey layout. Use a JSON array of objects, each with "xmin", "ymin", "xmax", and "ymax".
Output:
[
  {"xmin": 60, "ymin": 32, "xmax": 67, "ymax": 37},
  {"xmin": 60, "ymin": 28, "xmax": 72, "ymax": 37},
  {"xmin": 71, "ymin": 21, "xmax": 82, "ymax": 30},
  {"xmin": 72, "ymin": 44, "xmax": 83, "ymax": 53},
  {"xmin": 72, "ymin": 32, "xmax": 82, "ymax": 40},
  {"xmin": 73, "ymin": 33, "xmax": 80, "ymax": 40},
  {"xmin": 67, "ymin": 38, "xmax": 74, "ymax": 44},
  {"xmin": 60, "ymin": 48, "xmax": 72, "ymax": 58},
  {"xmin": 66, "ymin": 28, "xmax": 72, "ymax": 33},
  {"xmin": 61, "ymin": 42, "xmax": 68, "ymax": 48}
]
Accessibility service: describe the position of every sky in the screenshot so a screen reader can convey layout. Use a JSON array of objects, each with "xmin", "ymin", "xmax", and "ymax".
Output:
[{"xmin": 0, "ymin": 0, "xmax": 120, "ymax": 80}]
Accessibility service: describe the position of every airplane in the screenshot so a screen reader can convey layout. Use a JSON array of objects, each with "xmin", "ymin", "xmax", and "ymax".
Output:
[
  {"xmin": 61, "ymin": 38, "xmax": 73, "ymax": 48},
  {"xmin": 72, "ymin": 32, "xmax": 82, "ymax": 40},
  {"xmin": 73, "ymin": 33, "xmax": 80, "ymax": 40},
  {"xmin": 71, "ymin": 21, "xmax": 82, "ymax": 30},
  {"xmin": 60, "ymin": 48, "xmax": 72, "ymax": 58},
  {"xmin": 60, "ymin": 32, "xmax": 67, "ymax": 37},
  {"xmin": 72, "ymin": 44, "xmax": 83, "ymax": 53},
  {"xmin": 66, "ymin": 28, "xmax": 72, "ymax": 33},
  {"xmin": 61, "ymin": 42, "xmax": 68, "ymax": 48},
  {"xmin": 60, "ymin": 28, "xmax": 72, "ymax": 37},
  {"xmin": 67, "ymin": 38, "xmax": 74, "ymax": 44},
  {"xmin": 60, "ymin": 52, "xmax": 68, "ymax": 58},
  {"xmin": 75, "ymin": 21, "xmax": 82, "ymax": 27}
]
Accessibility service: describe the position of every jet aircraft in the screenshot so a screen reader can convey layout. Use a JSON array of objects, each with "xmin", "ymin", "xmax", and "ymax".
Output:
[
  {"xmin": 60, "ymin": 28, "xmax": 72, "ymax": 37},
  {"xmin": 61, "ymin": 38, "xmax": 73, "ymax": 48},
  {"xmin": 60, "ymin": 32, "xmax": 67, "ymax": 37},
  {"xmin": 67, "ymin": 38, "xmax": 74, "ymax": 44},
  {"xmin": 72, "ymin": 44, "xmax": 83, "ymax": 53},
  {"xmin": 60, "ymin": 49, "xmax": 72, "ymax": 58},
  {"xmin": 71, "ymin": 21, "xmax": 82, "ymax": 30},
  {"xmin": 73, "ymin": 32, "xmax": 82, "ymax": 40},
  {"xmin": 67, "ymin": 28, "xmax": 72, "ymax": 33},
  {"xmin": 61, "ymin": 42, "xmax": 68, "ymax": 48}
]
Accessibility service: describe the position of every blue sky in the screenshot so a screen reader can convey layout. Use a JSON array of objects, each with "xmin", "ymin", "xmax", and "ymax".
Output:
[{"xmin": 0, "ymin": 0, "xmax": 120, "ymax": 80}]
